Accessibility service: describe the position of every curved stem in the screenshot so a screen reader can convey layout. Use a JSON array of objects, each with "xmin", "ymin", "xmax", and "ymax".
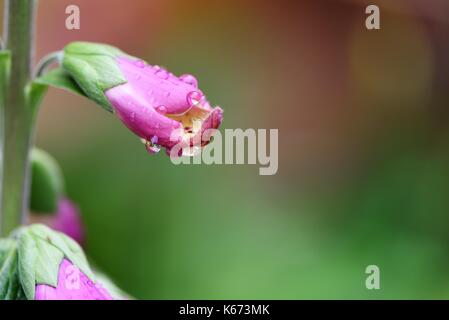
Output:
[
  {"xmin": 0, "ymin": 0, "xmax": 37, "ymax": 236},
  {"xmin": 34, "ymin": 51, "xmax": 61, "ymax": 78}
]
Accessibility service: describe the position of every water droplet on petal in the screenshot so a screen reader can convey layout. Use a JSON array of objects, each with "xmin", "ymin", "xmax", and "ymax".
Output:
[
  {"xmin": 147, "ymin": 144, "xmax": 161, "ymax": 154},
  {"xmin": 129, "ymin": 112, "xmax": 136, "ymax": 122},
  {"xmin": 179, "ymin": 74, "xmax": 198, "ymax": 88},
  {"xmin": 134, "ymin": 60, "xmax": 146, "ymax": 68},
  {"xmin": 142, "ymin": 138, "xmax": 161, "ymax": 154},
  {"xmin": 187, "ymin": 91, "xmax": 204, "ymax": 106},
  {"xmin": 156, "ymin": 69, "xmax": 169, "ymax": 80},
  {"xmin": 156, "ymin": 105, "xmax": 167, "ymax": 114}
]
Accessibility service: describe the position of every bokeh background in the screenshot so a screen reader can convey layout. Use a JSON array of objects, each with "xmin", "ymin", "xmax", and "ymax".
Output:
[{"xmin": 5, "ymin": 0, "xmax": 449, "ymax": 298}]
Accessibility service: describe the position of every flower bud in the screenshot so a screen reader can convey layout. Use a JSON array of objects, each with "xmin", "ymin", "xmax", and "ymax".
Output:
[
  {"xmin": 30, "ymin": 148, "xmax": 65, "ymax": 213},
  {"xmin": 58, "ymin": 42, "xmax": 223, "ymax": 155},
  {"xmin": 29, "ymin": 149, "xmax": 85, "ymax": 245},
  {"xmin": 14, "ymin": 224, "xmax": 111, "ymax": 300}
]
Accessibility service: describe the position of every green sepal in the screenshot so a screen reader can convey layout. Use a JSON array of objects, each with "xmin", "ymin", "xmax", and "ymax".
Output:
[
  {"xmin": 30, "ymin": 148, "xmax": 65, "ymax": 214},
  {"xmin": 0, "ymin": 239, "xmax": 26, "ymax": 300},
  {"xmin": 33, "ymin": 67, "xmax": 86, "ymax": 97},
  {"xmin": 61, "ymin": 42, "xmax": 128, "ymax": 112},
  {"xmin": 63, "ymin": 41, "xmax": 124, "ymax": 57},
  {"xmin": 17, "ymin": 232, "xmax": 36, "ymax": 300}
]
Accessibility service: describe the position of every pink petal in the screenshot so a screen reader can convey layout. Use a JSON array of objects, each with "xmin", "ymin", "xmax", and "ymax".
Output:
[
  {"xmin": 116, "ymin": 56, "xmax": 200, "ymax": 115},
  {"xmin": 35, "ymin": 259, "xmax": 112, "ymax": 300}
]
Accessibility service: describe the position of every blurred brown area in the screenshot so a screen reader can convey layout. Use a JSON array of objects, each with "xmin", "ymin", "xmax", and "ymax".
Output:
[{"xmin": 31, "ymin": 0, "xmax": 449, "ymax": 184}]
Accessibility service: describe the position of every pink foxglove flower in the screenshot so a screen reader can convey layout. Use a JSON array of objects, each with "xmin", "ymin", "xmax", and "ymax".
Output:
[
  {"xmin": 105, "ymin": 57, "xmax": 223, "ymax": 155},
  {"xmin": 41, "ymin": 42, "xmax": 223, "ymax": 155},
  {"xmin": 12, "ymin": 224, "xmax": 113, "ymax": 300},
  {"xmin": 50, "ymin": 198, "xmax": 85, "ymax": 246},
  {"xmin": 35, "ymin": 259, "xmax": 112, "ymax": 300}
]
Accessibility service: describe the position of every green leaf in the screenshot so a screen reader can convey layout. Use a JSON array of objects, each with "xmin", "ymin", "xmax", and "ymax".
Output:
[
  {"xmin": 30, "ymin": 148, "xmax": 65, "ymax": 213},
  {"xmin": 33, "ymin": 67, "xmax": 86, "ymax": 97}
]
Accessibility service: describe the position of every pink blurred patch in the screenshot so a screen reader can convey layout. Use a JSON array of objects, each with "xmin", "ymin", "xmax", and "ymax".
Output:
[{"xmin": 51, "ymin": 198, "xmax": 85, "ymax": 246}]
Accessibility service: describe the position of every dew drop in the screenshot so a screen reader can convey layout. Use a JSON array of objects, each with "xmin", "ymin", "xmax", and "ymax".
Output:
[
  {"xmin": 156, "ymin": 105, "xmax": 167, "ymax": 114},
  {"xmin": 142, "ymin": 137, "xmax": 161, "ymax": 154},
  {"xmin": 156, "ymin": 69, "xmax": 169, "ymax": 80},
  {"xmin": 179, "ymin": 74, "xmax": 198, "ymax": 88},
  {"xmin": 146, "ymin": 144, "xmax": 161, "ymax": 154},
  {"xmin": 187, "ymin": 91, "xmax": 204, "ymax": 106}
]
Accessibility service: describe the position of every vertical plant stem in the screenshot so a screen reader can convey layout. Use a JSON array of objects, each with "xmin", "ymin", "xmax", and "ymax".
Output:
[{"xmin": 0, "ymin": 0, "xmax": 37, "ymax": 236}]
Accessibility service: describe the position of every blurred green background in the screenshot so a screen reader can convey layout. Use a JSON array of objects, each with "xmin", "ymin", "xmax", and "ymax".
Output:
[{"xmin": 5, "ymin": 0, "xmax": 449, "ymax": 298}]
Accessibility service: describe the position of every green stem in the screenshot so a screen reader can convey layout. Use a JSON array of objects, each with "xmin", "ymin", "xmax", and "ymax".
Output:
[
  {"xmin": 34, "ymin": 51, "xmax": 61, "ymax": 78},
  {"xmin": 0, "ymin": 0, "xmax": 37, "ymax": 236}
]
